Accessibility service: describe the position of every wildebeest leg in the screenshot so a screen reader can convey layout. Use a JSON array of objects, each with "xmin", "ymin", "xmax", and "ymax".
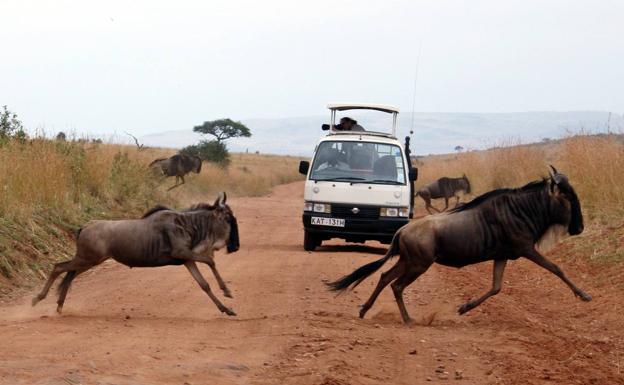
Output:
[
  {"xmin": 208, "ymin": 262, "xmax": 232, "ymax": 298},
  {"xmin": 56, "ymin": 270, "xmax": 79, "ymax": 314},
  {"xmin": 391, "ymin": 263, "xmax": 432, "ymax": 324},
  {"xmin": 424, "ymin": 198, "xmax": 439, "ymax": 215},
  {"xmin": 32, "ymin": 261, "xmax": 72, "ymax": 306},
  {"xmin": 454, "ymin": 195, "xmax": 461, "ymax": 208},
  {"xmin": 442, "ymin": 197, "xmax": 449, "ymax": 212},
  {"xmin": 524, "ymin": 249, "xmax": 592, "ymax": 301},
  {"xmin": 184, "ymin": 261, "xmax": 236, "ymax": 316},
  {"xmin": 458, "ymin": 259, "xmax": 507, "ymax": 315},
  {"xmin": 359, "ymin": 260, "xmax": 404, "ymax": 319},
  {"xmin": 198, "ymin": 255, "xmax": 232, "ymax": 298}
]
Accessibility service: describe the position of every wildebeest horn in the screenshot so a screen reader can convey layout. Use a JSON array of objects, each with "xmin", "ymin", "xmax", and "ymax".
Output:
[
  {"xmin": 222, "ymin": 191, "xmax": 227, "ymax": 205},
  {"xmin": 213, "ymin": 193, "xmax": 222, "ymax": 207},
  {"xmin": 548, "ymin": 165, "xmax": 566, "ymax": 184}
]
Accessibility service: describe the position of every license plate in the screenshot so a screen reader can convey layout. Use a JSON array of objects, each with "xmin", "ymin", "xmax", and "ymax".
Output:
[{"xmin": 311, "ymin": 217, "xmax": 345, "ymax": 227}]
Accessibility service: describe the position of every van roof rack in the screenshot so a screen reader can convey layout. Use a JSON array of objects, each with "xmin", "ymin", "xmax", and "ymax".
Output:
[
  {"xmin": 327, "ymin": 131, "xmax": 396, "ymax": 139},
  {"xmin": 327, "ymin": 102, "xmax": 399, "ymax": 136},
  {"xmin": 327, "ymin": 103, "xmax": 400, "ymax": 114}
]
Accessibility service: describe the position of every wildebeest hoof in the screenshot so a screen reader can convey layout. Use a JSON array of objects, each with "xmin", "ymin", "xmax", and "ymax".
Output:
[
  {"xmin": 56, "ymin": 305, "xmax": 63, "ymax": 314},
  {"xmin": 222, "ymin": 307, "xmax": 236, "ymax": 316},
  {"xmin": 578, "ymin": 292, "xmax": 592, "ymax": 302},
  {"xmin": 223, "ymin": 290, "xmax": 233, "ymax": 298},
  {"xmin": 31, "ymin": 296, "xmax": 41, "ymax": 307}
]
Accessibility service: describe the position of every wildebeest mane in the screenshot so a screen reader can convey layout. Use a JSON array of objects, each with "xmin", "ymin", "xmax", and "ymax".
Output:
[
  {"xmin": 187, "ymin": 203, "xmax": 215, "ymax": 211},
  {"xmin": 142, "ymin": 202, "xmax": 217, "ymax": 219},
  {"xmin": 450, "ymin": 179, "xmax": 548, "ymax": 213},
  {"xmin": 175, "ymin": 211, "xmax": 222, "ymax": 249},
  {"xmin": 142, "ymin": 204, "xmax": 173, "ymax": 218}
]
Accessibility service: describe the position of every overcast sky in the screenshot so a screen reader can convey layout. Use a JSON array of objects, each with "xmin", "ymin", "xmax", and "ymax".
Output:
[{"xmin": 1, "ymin": 0, "xmax": 622, "ymax": 137}]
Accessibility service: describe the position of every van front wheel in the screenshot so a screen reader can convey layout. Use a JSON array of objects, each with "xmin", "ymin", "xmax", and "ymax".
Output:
[{"xmin": 303, "ymin": 231, "xmax": 321, "ymax": 251}]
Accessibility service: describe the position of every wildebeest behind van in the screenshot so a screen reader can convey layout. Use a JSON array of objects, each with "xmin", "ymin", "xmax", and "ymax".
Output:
[{"xmin": 417, "ymin": 175, "xmax": 471, "ymax": 214}]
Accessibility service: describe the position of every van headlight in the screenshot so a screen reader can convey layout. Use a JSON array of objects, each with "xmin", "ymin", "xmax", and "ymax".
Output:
[
  {"xmin": 380, "ymin": 207, "xmax": 409, "ymax": 217},
  {"xmin": 304, "ymin": 202, "xmax": 331, "ymax": 213}
]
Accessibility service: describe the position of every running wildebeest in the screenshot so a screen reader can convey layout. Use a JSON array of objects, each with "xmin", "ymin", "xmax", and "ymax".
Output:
[
  {"xmin": 328, "ymin": 166, "xmax": 591, "ymax": 324},
  {"xmin": 150, "ymin": 154, "xmax": 202, "ymax": 190},
  {"xmin": 31, "ymin": 193, "xmax": 240, "ymax": 316},
  {"xmin": 417, "ymin": 175, "xmax": 471, "ymax": 214}
]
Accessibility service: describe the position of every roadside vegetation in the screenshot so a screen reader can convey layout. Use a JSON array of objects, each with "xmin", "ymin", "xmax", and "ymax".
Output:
[{"xmin": 0, "ymin": 117, "xmax": 303, "ymax": 291}]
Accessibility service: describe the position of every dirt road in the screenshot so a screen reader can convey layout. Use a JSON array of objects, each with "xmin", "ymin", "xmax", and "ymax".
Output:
[{"xmin": 1, "ymin": 182, "xmax": 622, "ymax": 385}]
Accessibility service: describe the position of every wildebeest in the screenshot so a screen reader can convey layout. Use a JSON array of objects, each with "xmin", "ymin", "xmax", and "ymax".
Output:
[
  {"xmin": 32, "ymin": 193, "xmax": 240, "ymax": 316},
  {"xmin": 328, "ymin": 166, "xmax": 591, "ymax": 324},
  {"xmin": 150, "ymin": 154, "xmax": 202, "ymax": 190},
  {"xmin": 417, "ymin": 175, "xmax": 471, "ymax": 214}
]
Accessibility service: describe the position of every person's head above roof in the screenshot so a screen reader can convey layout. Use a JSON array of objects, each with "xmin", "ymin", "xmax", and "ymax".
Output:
[{"xmin": 339, "ymin": 117, "xmax": 357, "ymax": 130}]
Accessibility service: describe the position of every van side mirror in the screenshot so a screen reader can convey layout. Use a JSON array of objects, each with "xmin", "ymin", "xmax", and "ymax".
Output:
[
  {"xmin": 299, "ymin": 161, "xmax": 310, "ymax": 175},
  {"xmin": 321, "ymin": 124, "xmax": 330, "ymax": 131},
  {"xmin": 409, "ymin": 167, "xmax": 418, "ymax": 181}
]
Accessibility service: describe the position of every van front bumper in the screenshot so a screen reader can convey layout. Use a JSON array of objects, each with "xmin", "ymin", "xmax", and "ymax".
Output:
[{"xmin": 302, "ymin": 212, "xmax": 408, "ymax": 244}]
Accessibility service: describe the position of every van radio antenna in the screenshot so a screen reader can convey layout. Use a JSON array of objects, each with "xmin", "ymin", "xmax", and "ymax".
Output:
[{"xmin": 409, "ymin": 42, "xmax": 422, "ymax": 136}]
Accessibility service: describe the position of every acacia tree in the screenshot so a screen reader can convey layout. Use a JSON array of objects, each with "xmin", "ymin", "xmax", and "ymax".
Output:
[
  {"xmin": 187, "ymin": 118, "xmax": 251, "ymax": 165},
  {"xmin": 193, "ymin": 119, "xmax": 251, "ymax": 143}
]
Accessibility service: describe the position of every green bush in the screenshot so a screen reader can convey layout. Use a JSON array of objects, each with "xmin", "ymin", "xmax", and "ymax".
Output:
[
  {"xmin": 0, "ymin": 106, "xmax": 27, "ymax": 144},
  {"xmin": 181, "ymin": 140, "xmax": 230, "ymax": 166}
]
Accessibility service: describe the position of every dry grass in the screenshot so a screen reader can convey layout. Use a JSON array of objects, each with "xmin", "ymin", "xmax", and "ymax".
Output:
[
  {"xmin": 0, "ymin": 138, "xmax": 304, "ymax": 290},
  {"xmin": 416, "ymin": 134, "xmax": 624, "ymax": 218}
]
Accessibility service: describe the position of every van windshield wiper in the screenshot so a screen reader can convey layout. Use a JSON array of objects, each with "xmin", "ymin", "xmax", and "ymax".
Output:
[
  {"xmin": 315, "ymin": 177, "xmax": 366, "ymax": 182},
  {"xmin": 350, "ymin": 179, "xmax": 404, "ymax": 185}
]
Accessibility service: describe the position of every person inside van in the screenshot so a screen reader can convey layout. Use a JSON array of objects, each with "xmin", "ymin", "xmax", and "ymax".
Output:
[
  {"xmin": 315, "ymin": 146, "xmax": 349, "ymax": 171},
  {"xmin": 335, "ymin": 117, "xmax": 365, "ymax": 131}
]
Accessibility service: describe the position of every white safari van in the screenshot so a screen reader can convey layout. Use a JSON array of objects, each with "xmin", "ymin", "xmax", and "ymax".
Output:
[{"xmin": 298, "ymin": 103, "xmax": 418, "ymax": 251}]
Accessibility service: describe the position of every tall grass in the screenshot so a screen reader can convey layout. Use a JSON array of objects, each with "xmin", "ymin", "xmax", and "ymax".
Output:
[{"xmin": 416, "ymin": 134, "xmax": 624, "ymax": 218}]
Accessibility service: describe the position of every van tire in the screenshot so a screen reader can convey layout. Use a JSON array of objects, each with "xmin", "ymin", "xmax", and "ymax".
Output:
[{"xmin": 303, "ymin": 231, "xmax": 320, "ymax": 251}]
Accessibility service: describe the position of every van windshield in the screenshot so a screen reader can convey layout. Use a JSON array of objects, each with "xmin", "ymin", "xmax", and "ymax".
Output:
[{"xmin": 310, "ymin": 141, "xmax": 406, "ymax": 184}]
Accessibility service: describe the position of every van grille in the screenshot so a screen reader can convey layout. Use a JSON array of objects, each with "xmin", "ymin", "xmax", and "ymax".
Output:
[{"xmin": 331, "ymin": 204, "xmax": 380, "ymax": 220}]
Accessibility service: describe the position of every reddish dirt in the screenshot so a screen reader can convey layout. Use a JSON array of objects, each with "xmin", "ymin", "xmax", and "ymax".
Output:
[{"xmin": 0, "ymin": 181, "xmax": 622, "ymax": 385}]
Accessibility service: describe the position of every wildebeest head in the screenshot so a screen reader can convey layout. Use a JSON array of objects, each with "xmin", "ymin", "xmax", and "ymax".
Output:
[
  {"xmin": 548, "ymin": 165, "xmax": 583, "ymax": 235},
  {"xmin": 180, "ymin": 154, "xmax": 202, "ymax": 174},
  {"xmin": 212, "ymin": 192, "xmax": 240, "ymax": 253},
  {"xmin": 462, "ymin": 174, "xmax": 471, "ymax": 194},
  {"xmin": 191, "ymin": 155, "xmax": 202, "ymax": 173}
]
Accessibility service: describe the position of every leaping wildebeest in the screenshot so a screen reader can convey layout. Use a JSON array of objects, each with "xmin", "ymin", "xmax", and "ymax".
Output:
[
  {"xmin": 32, "ymin": 193, "xmax": 240, "ymax": 316},
  {"xmin": 328, "ymin": 166, "xmax": 591, "ymax": 324},
  {"xmin": 150, "ymin": 154, "xmax": 202, "ymax": 190},
  {"xmin": 417, "ymin": 175, "xmax": 471, "ymax": 214}
]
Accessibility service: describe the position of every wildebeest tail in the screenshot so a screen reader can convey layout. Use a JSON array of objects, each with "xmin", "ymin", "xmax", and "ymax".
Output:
[
  {"xmin": 76, "ymin": 227, "xmax": 82, "ymax": 238},
  {"xmin": 149, "ymin": 157, "xmax": 167, "ymax": 167},
  {"xmin": 327, "ymin": 232, "xmax": 401, "ymax": 292}
]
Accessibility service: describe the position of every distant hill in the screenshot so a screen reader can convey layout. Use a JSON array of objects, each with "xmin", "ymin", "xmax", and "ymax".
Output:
[{"xmin": 139, "ymin": 111, "xmax": 622, "ymax": 156}]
